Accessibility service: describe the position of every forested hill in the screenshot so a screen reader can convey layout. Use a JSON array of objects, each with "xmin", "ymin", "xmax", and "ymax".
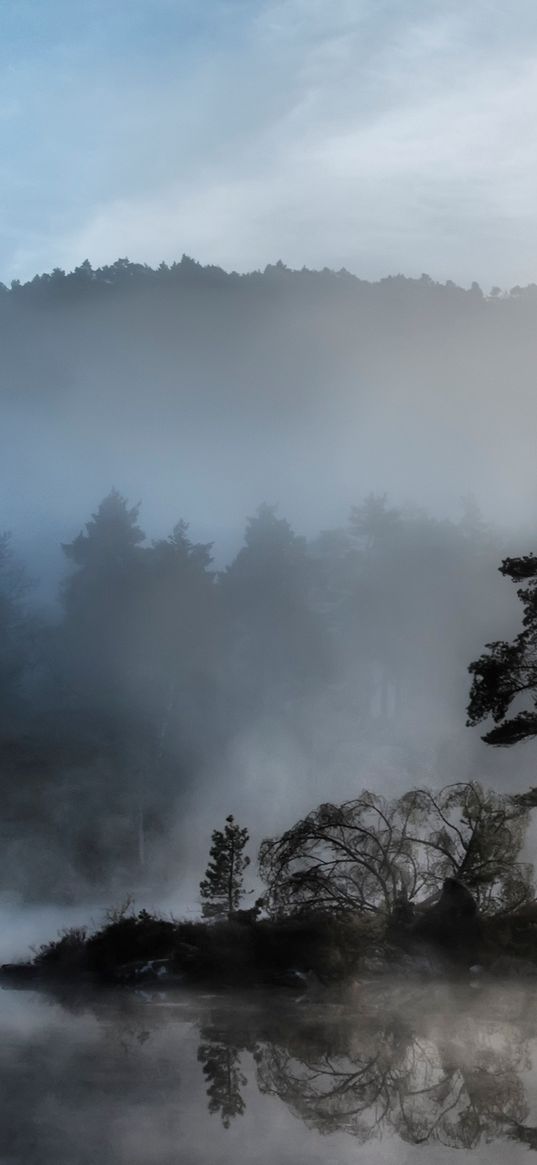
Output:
[
  {"xmin": 3, "ymin": 255, "xmax": 537, "ymax": 540},
  {"xmin": 3, "ymin": 257, "xmax": 537, "ymax": 903},
  {"xmin": 4, "ymin": 257, "xmax": 537, "ymax": 424},
  {"xmin": 4, "ymin": 252, "xmax": 535, "ymax": 303}
]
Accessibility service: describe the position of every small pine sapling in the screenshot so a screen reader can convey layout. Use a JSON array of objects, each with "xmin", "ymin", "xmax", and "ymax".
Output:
[{"xmin": 200, "ymin": 815, "xmax": 251, "ymax": 920}]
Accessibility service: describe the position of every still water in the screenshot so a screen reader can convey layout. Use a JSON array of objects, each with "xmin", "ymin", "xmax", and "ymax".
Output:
[{"xmin": 2, "ymin": 979, "xmax": 537, "ymax": 1164}]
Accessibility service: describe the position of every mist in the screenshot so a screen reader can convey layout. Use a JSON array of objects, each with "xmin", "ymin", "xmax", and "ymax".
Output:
[
  {"xmin": 2, "ymin": 259, "xmax": 537, "ymax": 908},
  {"xmin": 7, "ymin": 5, "xmax": 537, "ymax": 1164},
  {"xmin": 4, "ymin": 262, "xmax": 537, "ymax": 572},
  {"xmin": 4, "ymin": 980, "xmax": 537, "ymax": 1164}
]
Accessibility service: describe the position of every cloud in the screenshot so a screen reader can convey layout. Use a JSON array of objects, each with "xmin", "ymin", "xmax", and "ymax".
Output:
[{"xmin": 5, "ymin": 0, "xmax": 537, "ymax": 285}]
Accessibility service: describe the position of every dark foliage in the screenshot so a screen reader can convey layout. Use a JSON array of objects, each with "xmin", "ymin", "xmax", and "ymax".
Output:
[
  {"xmin": 20, "ymin": 904, "xmax": 379, "ymax": 987},
  {"xmin": 0, "ymin": 482, "xmax": 518, "ymax": 897},
  {"xmin": 468, "ymin": 554, "xmax": 537, "ymax": 744},
  {"xmin": 200, "ymin": 815, "xmax": 251, "ymax": 920}
]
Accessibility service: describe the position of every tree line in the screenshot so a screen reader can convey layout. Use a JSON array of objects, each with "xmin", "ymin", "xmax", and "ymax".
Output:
[
  {"xmin": 0, "ymin": 487, "xmax": 530, "ymax": 896},
  {"xmin": 3, "ymin": 253, "xmax": 536, "ymax": 300}
]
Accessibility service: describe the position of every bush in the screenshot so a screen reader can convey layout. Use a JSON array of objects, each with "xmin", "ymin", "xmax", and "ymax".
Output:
[
  {"xmin": 34, "ymin": 926, "xmax": 87, "ymax": 970},
  {"xmin": 86, "ymin": 909, "xmax": 179, "ymax": 973}
]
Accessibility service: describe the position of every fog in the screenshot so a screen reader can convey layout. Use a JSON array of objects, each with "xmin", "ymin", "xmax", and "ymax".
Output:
[
  {"xmin": 7, "ymin": 4, "xmax": 537, "ymax": 1162},
  {"xmin": 3, "ymin": 260, "xmax": 537, "ymax": 908},
  {"xmin": 4, "ymin": 262, "xmax": 537, "ymax": 563},
  {"xmin": 3, "ymin": 980, "xmax": 537, "ymax": 1163}
]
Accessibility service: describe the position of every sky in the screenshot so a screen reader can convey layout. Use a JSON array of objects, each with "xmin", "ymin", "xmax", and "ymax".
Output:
[{"xmin": 2, "ymin": 0, "xmax": 537, "ymax": 288}]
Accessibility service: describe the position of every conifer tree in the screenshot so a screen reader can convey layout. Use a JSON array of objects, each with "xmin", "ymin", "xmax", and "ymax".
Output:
[
  {"xmin": 200, "ymin": 815, "xmax": 250, "ymax": 920},
  {"xmin": 467, "ymin": 554, "xmax": 537, "ymax": 745}
]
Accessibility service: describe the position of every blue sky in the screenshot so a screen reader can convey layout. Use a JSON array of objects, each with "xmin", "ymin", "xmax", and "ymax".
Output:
[{"xmin": 3, "ymin": 0, "xmax": 537, "ymax": 286}]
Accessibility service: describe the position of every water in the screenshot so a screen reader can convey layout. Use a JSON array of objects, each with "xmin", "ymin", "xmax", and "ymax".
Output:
[{"xmin": 2, "ymin": 979, "xmax": 537, "ymax": 1163}]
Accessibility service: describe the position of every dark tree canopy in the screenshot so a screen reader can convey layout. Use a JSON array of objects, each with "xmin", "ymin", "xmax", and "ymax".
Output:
[
  {"xmin": 467, "ymin": 554, "xmax": 537, "ymax": 745},
  {"xmin": 0, "ymin": 531, "xmax": 36, "ymax": 715},
  {"xmin": 0, "ymin": 482, "xmax": 525, "ymax": 898}
]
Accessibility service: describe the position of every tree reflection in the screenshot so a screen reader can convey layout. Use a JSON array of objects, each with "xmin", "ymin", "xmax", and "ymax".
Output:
[
  {"xmin": 254, "ymin": 998, "xmax": 532, "ymax": 1149},
  {"xmin": 196, "ymin": 986, "xmax": 537, "ymax": 1149},
  {"xmin": 197, "ymin": 1030, "xmax": 247, "ymax": 1128}
]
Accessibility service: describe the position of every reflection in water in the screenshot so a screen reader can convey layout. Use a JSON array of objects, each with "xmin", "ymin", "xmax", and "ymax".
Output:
[
  {"xmin": 3, "ymin": 982, "xmax": 537, "ymax": 1162},
  {"xmin": 195, "ymin": 984, "xmax": 537, "ymax": 1151},
  {"xmin": 197, "ymin": 1037, "xmax": 247, "ymax": 1127},
  {"xmin": 254, "ymin": 1003, "xmax": 530, "ymax": 1148}
]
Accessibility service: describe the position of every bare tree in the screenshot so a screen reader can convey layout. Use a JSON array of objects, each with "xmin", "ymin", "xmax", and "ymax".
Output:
[
  {"xmin": 255, "ymin": 993, "xmax": 531, "ymax": 1149},
  {"xmin": 259, "ymin": 782, "xmax": 533, "ymax": 918}
]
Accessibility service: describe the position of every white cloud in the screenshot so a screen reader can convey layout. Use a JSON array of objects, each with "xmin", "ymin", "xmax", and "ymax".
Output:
[{"xmin": 6, "ymin": 0, "xmax": 537, "ymax": 285}]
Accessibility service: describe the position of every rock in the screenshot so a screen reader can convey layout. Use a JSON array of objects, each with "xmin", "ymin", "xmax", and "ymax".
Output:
[
  {"xmin": 113, "ymin": 958, "xmax": 179, "ymax": 984},
  {"xmin": 268, "ymin": 967, "xmax": 320, "ymax": 989},
  {"xmin": 280, "ymin": 968, "xmax": 308, "ymax": 987}
]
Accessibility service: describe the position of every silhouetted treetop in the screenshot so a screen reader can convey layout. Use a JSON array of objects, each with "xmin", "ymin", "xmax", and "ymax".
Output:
[
  {"xmin": 468, "ymin": 554, "xmax": 537, "ymax": 745},
  {"xmin": 1, "ymin": 254, "xmax": 534, "ymax": 304},
  {"xmin": 226, "ymin": 504, "xmax": 307, "ymax": 582},
  {"xmin": 62, "ymin": 489, "xmax": 145, "ymax": 570}
]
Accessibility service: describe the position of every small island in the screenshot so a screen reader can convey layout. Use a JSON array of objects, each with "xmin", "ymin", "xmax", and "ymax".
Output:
[{"xmin": 6, "ymin": 782, "xmax": 537, "ymax": 991}]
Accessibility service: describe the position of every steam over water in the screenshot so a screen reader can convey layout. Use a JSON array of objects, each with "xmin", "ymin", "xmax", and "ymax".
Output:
[
  {"xmin": 3, "ymin": 980, "xmax": 537, "ymax": 1164},
  {"xmin": 8, "ymin": 1, "xmax": 537, "ymax": 1160}
]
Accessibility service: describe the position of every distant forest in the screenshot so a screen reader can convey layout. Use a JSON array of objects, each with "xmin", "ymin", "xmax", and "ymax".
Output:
[
  {"xmin": 3, "ymin": 255, "xmax": 537, "ymax": 548},
  {"xmin": 0, "ymin": 487, "xmax": 525, "ymax": 899},
  {"xmin": 4, "ymin": 252, "xmax": 537, "ymax": 299},
  {"xmin": 3, "ymin": 256, "xmax": 537, "ymax": 902},
  {"xmin": 4, "ymin": 256, "xmax": 537, "ymax": 446}
]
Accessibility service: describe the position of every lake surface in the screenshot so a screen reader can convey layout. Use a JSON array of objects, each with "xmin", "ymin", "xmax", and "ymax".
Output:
[{"xmin": 2, "ymin": 978, "xmax": 537, "ymax": 1164}]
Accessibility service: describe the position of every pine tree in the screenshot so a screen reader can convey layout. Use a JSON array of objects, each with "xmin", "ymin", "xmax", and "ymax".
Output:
[
  {"xmin": 467, "ymin": 553, "xmax": 537, "ymax": 745},
  {"xmin": 199, "ymin": 815, "xmax": 250, "ymax": 920}
]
